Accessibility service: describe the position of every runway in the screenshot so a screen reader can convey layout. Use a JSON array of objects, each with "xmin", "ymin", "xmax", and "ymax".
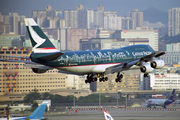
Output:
[{"xmin": 44, "ymin": 106, "xmax": 180, "ymax": 120}]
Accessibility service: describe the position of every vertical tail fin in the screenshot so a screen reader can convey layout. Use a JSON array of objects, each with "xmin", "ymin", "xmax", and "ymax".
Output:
[
  {"xmin": 27, "ymin": 100, "xmax": 48, "ymax": 119},
  {"xmin": 169, "ymin": 89, "xmax": 175, "ymax": 100},
  {"xmin": 24, "ymin": 18, "xmax": 59, "ymax": 53},
  {"xmin": 104, "ymin": 111, "xmax": 114, "ymax": 120}
]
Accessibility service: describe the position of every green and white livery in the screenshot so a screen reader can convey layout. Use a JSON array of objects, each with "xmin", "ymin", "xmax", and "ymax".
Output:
[{"xmin": 0, "ymin": 18, "xmax": 165, "ymax": 83}]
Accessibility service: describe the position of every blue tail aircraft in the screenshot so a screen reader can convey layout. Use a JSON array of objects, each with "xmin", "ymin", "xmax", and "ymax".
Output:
[
  {"xmin": 0, "ymin": 100, "xmax": 48, "ymax": 120},
  {"xmin": 145, "ymin": 89, "xmax": 176, "ymax": 108},
  {"xmin": 0, "ymin": 18, "xmax": 165, "ymax": 83}
]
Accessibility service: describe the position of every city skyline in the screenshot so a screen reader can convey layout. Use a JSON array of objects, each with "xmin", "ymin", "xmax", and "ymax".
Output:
[{"xmin": 0, "ymin": 0, "xmax": 179, "ymax": 17}]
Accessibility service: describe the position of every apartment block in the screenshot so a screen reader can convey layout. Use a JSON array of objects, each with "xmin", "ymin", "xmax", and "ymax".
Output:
[
  {"xmin": 96, "ymin": 71, "xmax": 140, "ymax": 93},
  {"xmin": 128, "ymin": 9, "xmax": 143, "ymax": 29},
  {"xmin": 0, "ymin": 22, "xmax": 11, "ymax": 35},
  {"xmin": 64, "ymin": 10, "xmax": 78, "ymax": 28},
  {"xmin": 121, "ymin": 30, "xmax": 158, "ymax": 51},
  {"xmin": 160, "ymin": 51, "xmax": 180, "ymax": 65},
  {"xmin": 0, "ymin": 34, "xmax": 25, "ymax": 47},
  {"xmin": 168, "ymin": 7, "xmax": 180, "ymax": 36},
  {"xmin": 104, "ymin": 15, "xmax": 122, "ymax": 30}
]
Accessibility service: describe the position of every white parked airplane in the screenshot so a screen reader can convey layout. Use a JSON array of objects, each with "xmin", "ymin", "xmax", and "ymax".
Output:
[
  {"xmin": 104, "ymin": 111, "xmax": 114, "ymax": 120},
  {"xmin": 145, "ymin": 89, "xmax": 176, "ymax": 108},
  {"xmin": 0, "ymin": 100, "xmax": 48, "ymax": 120}
]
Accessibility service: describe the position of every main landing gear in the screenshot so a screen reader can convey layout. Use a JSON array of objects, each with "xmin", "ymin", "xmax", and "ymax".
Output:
[
  {"xmin": 85, "ymin": 74, "xmax": 108, "ymax": 83},
  {"xmin": 115, "ymin": 72, "xmax": 123, "ymax": 83},
  {"xmin": 144, "ymin": 73, "xmax": 149, "ymax": 77}
]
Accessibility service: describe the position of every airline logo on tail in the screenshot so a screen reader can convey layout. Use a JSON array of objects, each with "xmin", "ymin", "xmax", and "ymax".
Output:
[
  {"xmin": 28, "ymin": 23, "xmax": 46, "ymax": 51},
  {"xmin": 104, "ymin": 111, "xmax": 114, "ymax": 120},
  {"xmin": 24, "ymin": 18, "xmax": 59, "ymax": 53}
]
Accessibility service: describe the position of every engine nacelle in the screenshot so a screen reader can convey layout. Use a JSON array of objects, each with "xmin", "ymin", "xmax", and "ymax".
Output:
[
  {"xmin": 140, "ymin": 63, "xmax": 154, "ymax": 73},
  {"xmin": 32, "ymin": 68, "xmax": 48, "ymax": 73},
  {"xmin": 150, "ymin": 60, "xmax": 164, "ymax": 69}
]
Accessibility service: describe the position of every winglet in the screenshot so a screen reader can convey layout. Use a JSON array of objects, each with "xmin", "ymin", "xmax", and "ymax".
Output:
[
  {"xmin": 27, "ymin": 100, "xmax": 48, "ymax": 119},
  {"xmin": 104, "ymin": 111, "xmax": 114, "ymax": 120}
]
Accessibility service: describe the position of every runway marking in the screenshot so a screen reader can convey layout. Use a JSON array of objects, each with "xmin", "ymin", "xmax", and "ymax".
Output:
[
  {"xmin": 66, "ymin": 108, "xmax": 111, "ymax": 111},
  {"xmin": 124, "ymin": 108, "xmax": 179, "ymax": 111}
]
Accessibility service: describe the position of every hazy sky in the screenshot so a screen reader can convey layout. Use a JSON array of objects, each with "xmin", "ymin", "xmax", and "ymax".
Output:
[{"xmin": 0, "ymin": 0, "xmax": 179, "ymax": 17}]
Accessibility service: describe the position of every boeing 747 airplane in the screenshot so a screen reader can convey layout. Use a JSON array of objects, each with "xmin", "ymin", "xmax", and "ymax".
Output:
[
  {"xmin": 0, "ymin": 18, "xmax": 165, "ymax": 83},
  {"xmin": 145, "ymin": 89, "xmax": 176, "ymax": 108},
  {"xmin": 0, "ymin": 100, "xmax": 48, "ymax": 120}
]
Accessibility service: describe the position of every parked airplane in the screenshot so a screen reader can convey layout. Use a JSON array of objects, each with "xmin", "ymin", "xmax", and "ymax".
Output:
[
  {"xmin": 0, "ymin": 100, "xmax": 48, "ymax": 120},
  {"xmin": 145, "ymin": 89, "xmax": 176, "ymax": 108},
  {"xmin": 104, "ymin": 111, "xmax": 114, "ymax": 120},
  {"xmin": 0, "ymin": 18, "xmax": 165, "ymax": 83}
]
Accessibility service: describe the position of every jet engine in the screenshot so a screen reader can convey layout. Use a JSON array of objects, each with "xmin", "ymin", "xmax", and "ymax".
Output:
[
  {"xmin": 140, "ymin": 63, "xmax": 154, "ymax": 73},
  {"xmin": 150, "ymin": 60, "xmax": 164, "ymax": 69},
  {"xmin": 32, "ymin": 68, "xmax": 48, "ymax": 73}
]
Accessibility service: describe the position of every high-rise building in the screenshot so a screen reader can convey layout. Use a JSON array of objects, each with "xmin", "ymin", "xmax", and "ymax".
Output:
[
  {"xmin": 128, "ymin": 9, "xmax": 143, "ymax": 29},
  {"xmin": 0, "ymin": 12, "xmax": 4, "ymax": 22},
  {"xmin": 121, "ymin": 17, "xmax": 134, "ymax": 30},
  {"xmin": 168, "ymin": 7, "xmax": 180, "ymax": 36},
  {"xmin": 104, "ymin": 15, "xmax": 122, "ymax": 30},
  {"xmin": 104, "ymin": 11, "xmax": 117, "ymax": 16},
  {"xmin": 76, "ymin": 4, "xmax": 87, "ymax": 29},
  {"xmin": 87, "ymin": 9, "xmax": 94, "ymax": 29},
  {"xmin": 94, "ymin": 5, "xmax": 104, "ymax": 29},
  {"xmin": 166, "ymin": 43, "xmax": 180, "ymax": 52},
  {"xmin": 78, "ymin": 10, "xmax": 87, "ymax": 29},
  {"xmin": 64, "ymin": 10, "xmax": 78, "ymax": 28},
  {"xmin": 0, "ymin": 22, "xmax": 11, "ymax": 35},
  {"xmin": 67, "ymin": 29, "xmax": 87, "ymax": 51},
  {"xmin": 9, "ymin": 13, "xmax": 19, "ymax": 35},
  {"xmin": 32, "ymin": 5, "xmax": 63, "ymax": 28},
  {"xmin": 160, "ymin": 51, "xmax": 180, "ymax": 65}
]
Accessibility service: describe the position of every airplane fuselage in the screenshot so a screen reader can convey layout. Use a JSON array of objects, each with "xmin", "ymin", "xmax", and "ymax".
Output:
[{"xmin": 30, "ymin": 44, "xmax": 155, "ymax": 74}]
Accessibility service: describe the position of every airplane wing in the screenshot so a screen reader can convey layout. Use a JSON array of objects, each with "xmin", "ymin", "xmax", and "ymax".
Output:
[
  {"xmin": 104, "ymin": 51, "xmax": 165, "ymax": 75},
  {"xmin": 141, "ymin": 51, "xmax": 165, "ymax": 61},
  {"xmin": 58, "ymin": 70, "xmax": 86, "ymax": 75},
  {"xmin": 0, "ymin": 57, "xmax": 53, "ymax": 70}
]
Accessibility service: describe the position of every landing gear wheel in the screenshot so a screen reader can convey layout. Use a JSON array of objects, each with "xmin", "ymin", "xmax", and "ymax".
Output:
[
  {"xmin": 144, "ymin": 73, "xmax": 149, "ymax": 77},
  {"xmin": 115, "ymin": 73, "xmax": 123, "ymax": 83},
  {"xmin": 115, "ymin": 78, "xmax": 122, "ymax": 83}
]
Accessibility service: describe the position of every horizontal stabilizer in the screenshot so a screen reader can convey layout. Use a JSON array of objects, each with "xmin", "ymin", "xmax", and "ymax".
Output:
[
  {"xmin": 0, "ymin": 55, "xmax": 30, "ymax": 59},
  {"xmin": 24, "ymin": 63, "xmax": 53, "ymax": 69},
  {"xmin": 37, "ymin": 52, "xmax": 64, "ymax": 61}
]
